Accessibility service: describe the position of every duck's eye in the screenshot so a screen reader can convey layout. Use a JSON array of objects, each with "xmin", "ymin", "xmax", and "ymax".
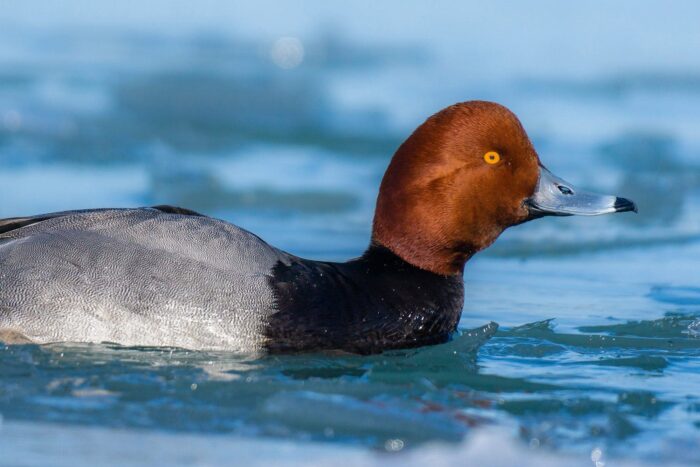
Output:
[{"xmin": 483, "ymin": 151, "xmax": 501, "ymax": 165}]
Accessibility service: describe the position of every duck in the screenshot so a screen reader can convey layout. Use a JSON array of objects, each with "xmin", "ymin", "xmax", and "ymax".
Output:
[{"xmin": 0, "ymin": 101, "xmax": 636, "ymax": 353}]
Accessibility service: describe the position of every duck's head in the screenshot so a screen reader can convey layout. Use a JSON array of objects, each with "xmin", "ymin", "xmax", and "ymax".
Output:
[{"xmin": 372, "ymin": 101, "xmax": 636, "ymax": 275}]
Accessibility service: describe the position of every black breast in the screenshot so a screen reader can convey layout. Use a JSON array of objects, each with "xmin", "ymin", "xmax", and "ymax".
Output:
[{"xmin": 265, "ymin": 245, "xmax": 464, "ymax": 354}]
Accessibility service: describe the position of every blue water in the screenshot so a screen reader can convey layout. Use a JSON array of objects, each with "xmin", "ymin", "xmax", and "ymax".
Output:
[{"xmin": 1, "ymin": 2, "xmax": 700, "ymax": 465}]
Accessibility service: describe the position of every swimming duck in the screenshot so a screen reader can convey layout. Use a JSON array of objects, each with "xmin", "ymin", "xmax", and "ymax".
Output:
[{"xmin": 0, "ymin": 101, "xmax": 636, "ymax": 353}]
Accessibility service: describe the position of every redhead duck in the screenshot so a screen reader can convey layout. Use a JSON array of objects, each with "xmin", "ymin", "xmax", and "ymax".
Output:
[{"xmin": 0, "ymin": 101, "xmax": 635, "ymax": 353}]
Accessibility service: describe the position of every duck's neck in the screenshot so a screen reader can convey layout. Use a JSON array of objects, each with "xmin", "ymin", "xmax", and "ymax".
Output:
[
  {"xmin": 371, "ymin": 216, "xmax": 482, "ymax": 275},
  {"xmin": 265, "ymin": 244, "xmax": 465, "ymax": 354}
]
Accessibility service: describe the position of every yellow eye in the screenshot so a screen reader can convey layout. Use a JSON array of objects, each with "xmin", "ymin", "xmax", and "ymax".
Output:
[{"xmin": 484, "ymin": 151, "xmax": 501, "ymax": 165}]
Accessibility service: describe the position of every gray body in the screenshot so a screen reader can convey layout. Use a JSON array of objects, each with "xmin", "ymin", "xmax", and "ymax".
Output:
[{"xmin": 0, "ymin": 208, "xmax": 290, "ymax": 351}]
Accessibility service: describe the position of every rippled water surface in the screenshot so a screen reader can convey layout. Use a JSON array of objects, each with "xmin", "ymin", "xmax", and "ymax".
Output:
[{"xmin": 1, "ymin": 2, "xmax": 700, "ymax": 465}]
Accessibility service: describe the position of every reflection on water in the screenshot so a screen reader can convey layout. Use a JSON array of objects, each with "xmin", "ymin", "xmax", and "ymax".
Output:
[
  {"xmin": 2, "ymin": 316, "xmax": 699, "ymax": 463},
  {"xmin": 1, "ymin": 2, "xmax": 700, "ymax": 465},
  {"xmin": 0, "ymin": 325, "xmax": 494, "ymax": 445}
]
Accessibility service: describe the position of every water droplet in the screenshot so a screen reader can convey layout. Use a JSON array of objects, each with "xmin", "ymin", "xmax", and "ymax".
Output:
[
  {"xmin": 384, "ymin": 438, "xmax": 404, "ymax": 452},
  {"xmin": 591, "ymin": 447, "xmax": 603, "ymax": 464},
  {"xmin": 270, "ymin": 37, "xmax": 304, "ymax": 69}
]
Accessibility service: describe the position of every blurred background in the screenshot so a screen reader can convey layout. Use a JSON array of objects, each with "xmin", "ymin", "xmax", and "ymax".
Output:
[
  {"xmin": 0, "ymin": 0, "xmax": 700, "ymax": 465},
  {"xmin": 2, "ymin": 0, "xmax": 700, "ymax": 260},
  {"xmin": 3, "ymin": 2, "xmax": 700, "ymax": 465}
]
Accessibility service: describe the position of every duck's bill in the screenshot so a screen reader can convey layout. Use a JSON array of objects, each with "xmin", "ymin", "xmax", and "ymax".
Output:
[{"xmin": 526, "ymin": 165, "xmax": 637, "ymax": 217}]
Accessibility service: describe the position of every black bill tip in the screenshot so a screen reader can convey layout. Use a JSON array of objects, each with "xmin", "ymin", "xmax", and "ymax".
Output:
[{"xmin": 613, "ymin": 197, "xmax": 638, "ymax": 213}]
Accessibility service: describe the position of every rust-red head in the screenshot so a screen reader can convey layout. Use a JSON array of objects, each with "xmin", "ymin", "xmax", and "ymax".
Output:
[{"xmin": 372, "ymin": 101, "xmax": 636, "ymax": 275}]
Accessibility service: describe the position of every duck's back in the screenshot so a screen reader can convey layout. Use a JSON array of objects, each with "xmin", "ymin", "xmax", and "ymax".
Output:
[{"xmin": 0, "ymin": 207, "xmax": 290, "ymax": 350}]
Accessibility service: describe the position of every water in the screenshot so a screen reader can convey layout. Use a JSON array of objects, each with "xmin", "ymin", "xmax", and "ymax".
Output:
[{"xmin": 1, "ymin": 2, "xmax": 700, "ymax": 465}]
